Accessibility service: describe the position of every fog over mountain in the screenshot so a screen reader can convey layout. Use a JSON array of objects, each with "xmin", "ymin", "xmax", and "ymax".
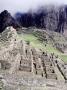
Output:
[
  {"xmin": 0, "ymin": 0, "xmax": 67, "ymax": 15},
  {"xmin": 0, "ymin": 0, "xmax": 67, "ymax": 33}
]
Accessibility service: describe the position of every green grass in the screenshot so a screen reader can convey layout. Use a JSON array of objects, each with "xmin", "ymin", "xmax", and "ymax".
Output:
[
  {"xmin": 61, "ymin": 55, "xmax": 67, "ymax": 63},
  {"xmin": 18, "ymin": 33, "xmax": 67, "ymax": 62}
]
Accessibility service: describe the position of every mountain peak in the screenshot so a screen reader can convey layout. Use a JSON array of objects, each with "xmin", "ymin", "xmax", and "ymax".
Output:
[{"xmin": 0, "ymin": 10, "xmax": 20, "ymax": 33}]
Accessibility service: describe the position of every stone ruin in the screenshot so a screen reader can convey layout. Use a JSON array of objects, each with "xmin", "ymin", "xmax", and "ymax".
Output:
[
  {"xmin": 33, "ymin": 30, "xmax": 67, "ymax": 54},
  {"xmin": 55, "ymin": 43, "xmax": 67, "ymax": 53},
  {"xmin": 0, "ymin": 27, "xmax": 67, "ymax": 90}
]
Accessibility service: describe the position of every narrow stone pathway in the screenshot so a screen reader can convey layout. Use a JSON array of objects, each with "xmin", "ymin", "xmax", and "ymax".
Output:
[{"xmin": 54, "ymin": 65, "xmax": 65, "ymax": 81}]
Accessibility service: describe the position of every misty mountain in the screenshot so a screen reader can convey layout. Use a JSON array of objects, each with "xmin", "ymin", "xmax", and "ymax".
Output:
[
  {"xmin": 0, "ymin": 5, "xmax": 67, "ymax": 33},
  {"xmin": 15, "ymin": 5, "xmax": 67, "ymax": 33},
  {"xmin": 0, "ymin": 10, "xmax": 20, "ymax": 33},
  {"xmin": 15, "ymin": 10, "xmax": 47, "ymax": 28}
]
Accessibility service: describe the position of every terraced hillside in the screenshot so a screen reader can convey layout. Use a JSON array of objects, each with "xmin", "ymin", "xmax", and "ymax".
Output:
[
  {"xmin": 0, "ymin": 27, "xmax": 67, "ymax": 90},
  {"xmin": 18, "ymin": 28, "xmax": 67, "ymax": 63}
]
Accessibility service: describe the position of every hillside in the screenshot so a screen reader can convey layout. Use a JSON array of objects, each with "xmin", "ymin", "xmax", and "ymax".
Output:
[
  {"xmin": 0, "ymin": 27, "xmax": 67, "ymax": 90},
  {"xmin": 15, "ymin": 5, "xmax": 67, "ymax": 34},
  {"xmin": 18, "ymin": 28, "xmax": 67, "ymax": 63},
  {"xmin": 0, "ymin": 5, "xmax": 67, "ymax": 34},
  {"xmin": 0, "ymin": 10, "xmax": 20, "ymax": 33},
  {"xmin": 1, "ymin": 1, "xmax": 67, "ymax": 90}
]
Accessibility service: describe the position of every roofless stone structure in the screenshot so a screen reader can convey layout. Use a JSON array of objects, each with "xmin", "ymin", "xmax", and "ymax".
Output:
[{"xmin": 0, "ymin": 27, "xmax": 67, "ymax": 90}]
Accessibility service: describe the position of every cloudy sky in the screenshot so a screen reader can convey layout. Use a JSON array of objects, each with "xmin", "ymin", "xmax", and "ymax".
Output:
[{"xmin": 0, "ymin": 0, "xmax": 67, "ymax": 14}]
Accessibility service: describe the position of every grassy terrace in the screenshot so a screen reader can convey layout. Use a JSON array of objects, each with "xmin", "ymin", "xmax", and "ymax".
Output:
[
  {"xmin": 61, "ymin": 55, "xmax": 67, "ymax": 63},
  {"xmin": 18, "ymin": 33, "xmax": 67, "ymax": 63}
]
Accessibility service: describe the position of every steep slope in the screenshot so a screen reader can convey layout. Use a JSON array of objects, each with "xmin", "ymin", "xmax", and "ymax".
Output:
[
  {"xmin": 18, "ymin": 28, "xmax": 67, "ymax": 63},
  {"xmin": 15, "ymin": 5, "xmax": 67, "ymax": 33},
  {"xmin": 33, "ymin": 29, "xmax": 67, "ymax": 53},
  {"xmin": 0, "ymin": 27, "xmax": 67, "ymax": 90},
  {"xmin": 0, "ymin": 10, "xmax": 20, "ymax": 33}
]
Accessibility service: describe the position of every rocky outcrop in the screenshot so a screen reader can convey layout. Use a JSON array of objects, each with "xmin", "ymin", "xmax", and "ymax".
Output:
[{"xmin": 0, "ymin": 10, "xmax": 20, "ymax": 33}]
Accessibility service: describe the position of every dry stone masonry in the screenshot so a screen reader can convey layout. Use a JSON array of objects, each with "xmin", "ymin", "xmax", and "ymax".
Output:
[{"xmin": 0, "ymin": 27, "xmax": 67, "ymax": 90}]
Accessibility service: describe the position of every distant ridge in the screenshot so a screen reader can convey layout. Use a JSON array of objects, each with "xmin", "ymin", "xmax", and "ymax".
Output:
[{"xmin": 0, "ymin": 5, "xmax": 67, "ymax": 34}]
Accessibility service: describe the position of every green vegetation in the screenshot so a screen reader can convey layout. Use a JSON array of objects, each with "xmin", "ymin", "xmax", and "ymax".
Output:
[
  {"xmin": 61, "ymin": 55, "xmax": 67, "ymax": 63},
  {"xmin": 18, "ymin": 33, "xmax": 67, "ymax": 63}
]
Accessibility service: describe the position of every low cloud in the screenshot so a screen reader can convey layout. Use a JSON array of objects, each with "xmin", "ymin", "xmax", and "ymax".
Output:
[{"xmin": 0, "ymin": 0, "xmax": 67, "ymax": 14}]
